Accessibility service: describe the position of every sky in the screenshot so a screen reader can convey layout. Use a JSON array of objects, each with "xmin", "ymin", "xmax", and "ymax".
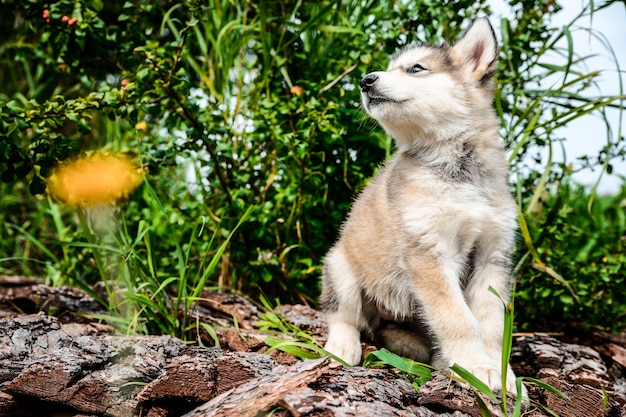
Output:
[{"xmin": 489, "ymin": 0, "xmax": 626, "ymax": 194}]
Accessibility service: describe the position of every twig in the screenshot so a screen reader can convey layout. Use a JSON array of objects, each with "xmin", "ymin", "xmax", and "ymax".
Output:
[{"xmin": 320, "ymin": 62, "xmax": 360, "ymax": 94}]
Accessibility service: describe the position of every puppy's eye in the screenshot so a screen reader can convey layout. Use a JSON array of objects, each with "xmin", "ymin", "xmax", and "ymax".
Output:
[{"xmin": 407, "ymin": 64, "xmax": 426, "ymax": 74}]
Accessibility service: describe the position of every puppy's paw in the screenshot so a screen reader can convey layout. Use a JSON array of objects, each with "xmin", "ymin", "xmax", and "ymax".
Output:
[
  {"xmin": 460, "ymin": 364, "xmax": 503, "ymax": 392},
  {"xmin": 324, "ymin": 322, "xmax": 362, "ymax": 366},
  {"xmin": 324, "ymin": 339, "xmax": 362, "ymax": 366},
  {"xmin": 460, "ymin": 364, "xmax": 529, "ymax": 402}
]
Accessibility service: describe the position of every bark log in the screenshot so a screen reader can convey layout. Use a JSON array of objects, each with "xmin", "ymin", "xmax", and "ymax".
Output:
[
  {"xmin": 184, "ymin": 358, "xmax": 461, "ymax": 417},
  {"xmin": 513, "ymin": 334, "xmax": 626, "ymax": 417},
  {"xmin": 0, "ymin": 311, "xmax": 292, "ymax": 417},
  {"xmin": 0, "ymin": 275, "xmax": 106, "ymax": 320},
  {"xmin": 1, "ymin": 277, "xmax": 626, "ymax": 417}
]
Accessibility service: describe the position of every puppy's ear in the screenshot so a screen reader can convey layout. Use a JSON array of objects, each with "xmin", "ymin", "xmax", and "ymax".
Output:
[{"xmin": 451, "ymin": 18, "xmax": 498, "ymax": 82}]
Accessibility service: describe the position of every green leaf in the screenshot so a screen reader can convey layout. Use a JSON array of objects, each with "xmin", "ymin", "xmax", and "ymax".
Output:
[
  {"xmin": 39, "ymin": 160, "xmax": 55, "ymax": 178},
  {"xmin": 5, "ymin": 100, "xmax": 22, "ymax": 112},
  {"xmin": 29, "ymin": 176, "xmax": 46, "ymax": 195},
  {"xmin": 88, "ymin": 0, "xmax": 104, "ymax": 11},
  {"xmin": 78, "ymin": 118, "xmax": 91, "ymax": 134}
]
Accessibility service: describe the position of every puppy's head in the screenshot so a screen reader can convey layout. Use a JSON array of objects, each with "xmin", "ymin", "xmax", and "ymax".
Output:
[{"xmin": 361, "ymin": 18, "xmax": 498, "ymax": 146}]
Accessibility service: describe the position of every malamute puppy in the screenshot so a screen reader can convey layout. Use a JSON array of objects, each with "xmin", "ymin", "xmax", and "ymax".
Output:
[{"xmin": 320, "ymin": 18, "xmax": 524, "ymax": 394}]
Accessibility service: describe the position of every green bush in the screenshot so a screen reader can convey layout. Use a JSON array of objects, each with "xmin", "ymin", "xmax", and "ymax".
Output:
[
  {"xmin": 0, "ymin": 0, "xmax": 625, "ymax": 333},
  {"xmin": 516, "ymin": 182, "xmax": 626, "ymax": 329}
]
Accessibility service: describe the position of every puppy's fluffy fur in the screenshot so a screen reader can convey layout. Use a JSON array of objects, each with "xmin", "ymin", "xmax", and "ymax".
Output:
[{"xmin": 320, "ymin": 18, "xmax": 524, "ymax": 394}]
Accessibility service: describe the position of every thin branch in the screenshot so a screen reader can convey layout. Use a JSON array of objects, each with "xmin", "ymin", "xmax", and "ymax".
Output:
[{"xmin": 320, "ymin": 62, "xmax": 360, "ymax": 94}]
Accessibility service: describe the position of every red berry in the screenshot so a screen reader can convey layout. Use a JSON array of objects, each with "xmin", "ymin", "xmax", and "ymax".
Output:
[{"xmin": 68, "ymin": 17, "xmax": 77, "ymax": 25}]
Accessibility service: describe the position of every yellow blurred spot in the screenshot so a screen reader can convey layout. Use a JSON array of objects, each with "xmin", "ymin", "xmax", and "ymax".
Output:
[
  {"xmin": 602, "ymin": 256, "xmax": 608, "ymax": 263},
  {"xmin": 48, "ymin": 154, "xmax": 143, "ymax": 205},
  {"xmin": 135, "ymin": 121, "xmax": 148, "ymax": 131},
  {"xmin": 290, "ymin": 85, "xmax": 304, "ymax": 96},
  {"xmin": 567, "ymin": 164, "xmax": 574, "ymax": 171}
]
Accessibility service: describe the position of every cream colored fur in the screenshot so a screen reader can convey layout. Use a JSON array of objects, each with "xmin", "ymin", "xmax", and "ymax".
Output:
[{"xmin": 320, "ymin": 18, "xmax": 526, "ymax": 396}]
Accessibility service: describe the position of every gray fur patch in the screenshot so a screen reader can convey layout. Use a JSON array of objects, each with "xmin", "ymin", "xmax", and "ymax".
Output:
[
  {"xmin": 319, "ymin": 263, "xmax": 339, "ymax": 313},
  {"xmin": 404, "ymin": 140, "xmax": 482, "ymax": 183}
]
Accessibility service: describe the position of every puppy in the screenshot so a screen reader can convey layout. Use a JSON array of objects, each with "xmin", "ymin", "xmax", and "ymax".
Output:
[{"xmin": 320, "ymin": 18, "xmax": 524, "ymax": 395}]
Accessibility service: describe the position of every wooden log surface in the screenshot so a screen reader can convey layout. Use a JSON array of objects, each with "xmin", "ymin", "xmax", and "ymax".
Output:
[{"xmin": 1, "ymin": 276, "xmax": 626, "ymax": 417}]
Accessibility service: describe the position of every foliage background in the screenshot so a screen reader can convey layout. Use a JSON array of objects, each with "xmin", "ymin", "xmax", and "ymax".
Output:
[{"xmin": 0, "ymin": 0, "xmax": 624, "ymax": 335}]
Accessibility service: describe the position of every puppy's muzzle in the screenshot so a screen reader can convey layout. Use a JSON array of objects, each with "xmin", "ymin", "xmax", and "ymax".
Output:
[{"xmin": 360, "ymin": 73, "xmax": 379, "ymax": 93}]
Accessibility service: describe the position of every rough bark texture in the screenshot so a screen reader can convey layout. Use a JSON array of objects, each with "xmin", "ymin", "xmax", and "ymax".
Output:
[{"xmin": 1, "ymin": 275, "xmax": 626, "ymax": 417}]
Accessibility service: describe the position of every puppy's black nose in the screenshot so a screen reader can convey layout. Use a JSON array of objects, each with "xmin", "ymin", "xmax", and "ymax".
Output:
[{"xmin": 360, "ymin": 74, "xmax": 379, "ymax": 92}]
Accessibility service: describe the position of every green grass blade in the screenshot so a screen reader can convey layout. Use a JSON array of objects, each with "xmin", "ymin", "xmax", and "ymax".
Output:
[
  {"xmin": 265, "ymin": 336, "xmax": 350, "ymax": 365},
  {"xmin": 511, "ymin": 377, "xmax": 527, "ymax": 417},
  {"xmin": 516, "ymin": 206, "xmax": 544, "ymax": 267},
  {"xmin": 473, "ymin": 392, "xmax": 493, "ymax": 417},
  {"xmin": 200, "ymin": 322, "xmax": 221, "ymax": 348},
  {"xmin": 526, "ymin": 145, "xmax": 552, "ymax": 215},
  {"xmin": 450, "ymin": 364, "xmax": 497, "ymax": 402},
  {"xmin": 7, "ymin": 223, "xmax": 59, "ymax": 263},
  {"xmin": 522, "ymin": 376, "xmax": 569, "ymax": 400},
  {"xmin": 363, "ymin": 348, "xmax": 432, "ymax": 384},
  {"xmin": 190, "ymin": 205, "xmax": 255, "ymax": 300}
]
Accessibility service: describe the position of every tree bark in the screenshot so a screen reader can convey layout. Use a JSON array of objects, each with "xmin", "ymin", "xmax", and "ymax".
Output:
[{"xmin": 1, "ymin": 276, "xmax": 625, "ymax": 417}]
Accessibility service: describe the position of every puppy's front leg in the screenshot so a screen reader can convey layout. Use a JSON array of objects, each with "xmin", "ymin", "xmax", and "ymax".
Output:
[
  {"xmin": 324, "ymin": 314, "xmax": 363, "ymax": 365},
  {"xmin": 466, "ymin": 245, "xmax": 528, "ymax": 397},
  {"xmin": 405, "ymin": 248, "xmax": 502, "ymax": 389},
  {"xmin": 320, "ymin": 247, "xmax": 371, "ymax": 366}
]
